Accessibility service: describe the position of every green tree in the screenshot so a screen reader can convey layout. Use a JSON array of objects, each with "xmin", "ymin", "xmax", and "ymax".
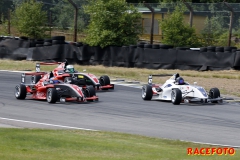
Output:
[
  {"xmin": 83, "ymin": 0, "xmax": 142, "ymax": 48},
  {"xmin": 160, "ymin": 6, "xmax": 200, "ymax": 47},
  {"xmin": 0, "ymin": 0, "xmax": 14, "ymax": 23},
  {"xmin": 159, "ymin": 0, "xmax": 238, "ymax": 2},
  {"xmin": 199, "ymin": 16, "xmax": 227, "ymax": 46},
  {"xmin": 11, "ymin": 0, "xmax": 48, "ymax": 38},
  {"xmin": 51, "ymin": 0, "xmax": 89, "ymax": 32}
]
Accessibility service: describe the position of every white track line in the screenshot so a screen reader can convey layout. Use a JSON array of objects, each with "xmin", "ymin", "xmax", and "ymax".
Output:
[{"xmin": 0, "ymin": 117, "xmax": 98, "ymax": 131}]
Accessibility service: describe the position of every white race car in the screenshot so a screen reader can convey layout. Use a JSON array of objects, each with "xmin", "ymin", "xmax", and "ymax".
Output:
[{"xmin": 142, "ymin": 73, "xmax": 223, "ymax": 105}]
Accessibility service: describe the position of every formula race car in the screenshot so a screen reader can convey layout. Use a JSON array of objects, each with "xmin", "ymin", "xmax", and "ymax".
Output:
[
  {"xmin": 32, "ymin": 60, "xmax": 114, "ymax": 91},
  {"xmin": 15, "ymin": 71, "xmax": 98, "ymax": 103},
  {"xmin": 142, "ymin": 73, "xmax": 223, "ymax": 105}
]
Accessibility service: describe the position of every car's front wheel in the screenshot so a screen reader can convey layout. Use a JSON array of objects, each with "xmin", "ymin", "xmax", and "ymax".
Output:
[
  {"xmin": 209, "ymin": 88, "xmax": 220, "ymax": 103},
  {"xmin": 142, "ymin": 85, "xmax": 153, "ymax": 100},
  {"xmin": 171, "ymin": 88, "xmax": 182, "ymax": 105},
  {"xmin": 15, "ymin": 84, "xmax": 27, "ymax": 99},
  {"xmin": 47, "ymin": 88, "xmax": 58, "ymax": 103},
  {"xmin": 85, "ymin": 86, "xmax": 96, "ymax": 102},
  {"xmin": 99, "ymin": 75, "xmax": 110, "ymax": 90}
]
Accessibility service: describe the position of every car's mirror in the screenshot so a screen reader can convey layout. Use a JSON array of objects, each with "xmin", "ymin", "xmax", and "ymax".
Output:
[
  {"xmin": 194, "ymin": 82, "xmax": 197, "ymax": 85},
  {"xmin": 83, "ymin": 69, "xmax": 86, "ymax": 72}
]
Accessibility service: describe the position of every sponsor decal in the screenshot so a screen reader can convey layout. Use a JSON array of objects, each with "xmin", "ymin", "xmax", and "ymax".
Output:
[
  {"xmin": 78, "ymin": 75, "xmax": 84, "ymax": 78},
  {"xmin": 164, "ymin": 84, "xmax": 172, "ymax": 88},
  {"xmin": 163, "ymin": 96, "xmax": 167, "ymax": 98},
  {"xmin": 195, "ymin": 86, "xmax": 207, "ymax": 97},
  {"xmin": 36, "ymin": 92, "xmax": 45, "ymax": 97},
  {"xmin": 187, "ymin": 147, "xmax": 235, "ymax": 156}
]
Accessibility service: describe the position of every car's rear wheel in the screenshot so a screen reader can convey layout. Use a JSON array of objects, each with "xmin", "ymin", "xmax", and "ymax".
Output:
[
  {"xmin": 47, "ymin": 88, "xmax": 58, "ymax": 103},
  {"xmin": 142, "ymin": 85, "xmax": 153, "ymax": 100},
  {"xmin": 99, "ymin": 75, "xmax": 110, "ymax": 90},
  {"xmin": 171, "ymin": 88, "xmax": 182, "ymax": 105},
  {"xmin": 15, "ymin": 84, "xmax": 27, "ymax": 99},
  {"xmin": 209, "ymin": 88, "xmax": 220, "ymax": 103}
]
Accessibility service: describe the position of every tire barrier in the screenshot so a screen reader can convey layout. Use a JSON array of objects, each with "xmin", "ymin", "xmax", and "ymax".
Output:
[{"xmin": 1, "ymin": 37, "xmax": 240, "ymax": 71}]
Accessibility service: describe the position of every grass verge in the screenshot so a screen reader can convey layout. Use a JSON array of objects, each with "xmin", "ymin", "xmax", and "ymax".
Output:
[
  {"xmin": 0, "ymin": 128, "xmax": 239, "ymax": 160},
  {"xmin": 1, "ymin": 59, "xmax": 240, "ymax": 97}
]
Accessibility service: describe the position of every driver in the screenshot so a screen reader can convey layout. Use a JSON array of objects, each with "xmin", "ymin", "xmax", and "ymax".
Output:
[
  {"xmin": 65, "ymin": 65, "xmax": 75, "ymax": 73},
  {"xmin": 175, "ymin": 77, "xmax": 185, "ymax": 85},
  {"xmin": 49, "ymin": 77, "xmax": 60, "ymax": 84}
]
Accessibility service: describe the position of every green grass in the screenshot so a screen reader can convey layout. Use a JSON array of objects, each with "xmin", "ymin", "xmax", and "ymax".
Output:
[
  {"xmin": 0, "ymin": 129, "xmax": 239, "ymax": 160},
  {"xmin": 1, "ymin": 60, "xmax": 240, "ymax": 81}
]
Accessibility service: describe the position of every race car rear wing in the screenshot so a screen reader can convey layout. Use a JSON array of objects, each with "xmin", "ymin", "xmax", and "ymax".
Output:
[
  {"xmin": 21, "ymin": 72, "xmax": 46, "ymax": 84},
  {"xmin": 35, "ymin": 59, "xmax": 69, "ymax": 72},
  {"xmin": 35, "ymin": 62, "xmax": 60, "ymax": 72},
  {"xmin": 148, "ymin": 74, "xmax": 176, "ymax": 86}
]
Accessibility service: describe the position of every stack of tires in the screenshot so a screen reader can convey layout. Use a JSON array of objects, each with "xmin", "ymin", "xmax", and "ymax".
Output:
[
  {"xmin": 35, "ymin": 39, "xmax": 44, "ymax": 47},
  {"xmin": 200, "ymin": 46, "xmax": 237, "ymax": 53},
  {"xmin": 52, "ymin": 36, "xmax": 65, "ymax": 45},
  {"xmin": 43, "ymin": 39, "xmax": 52, "ymax": 46}
]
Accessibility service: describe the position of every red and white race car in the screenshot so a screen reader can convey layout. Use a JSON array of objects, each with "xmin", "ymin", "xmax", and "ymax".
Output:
[
  {"xmin": 33, "ymin": 60, "xmax": 114, "ymax": 91},
  {"xmin": 15, "ymin": 71, "xmax": 98, "ymax": 103}
]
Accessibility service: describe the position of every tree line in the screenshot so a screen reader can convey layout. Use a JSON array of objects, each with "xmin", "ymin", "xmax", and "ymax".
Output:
[{"xmin": 1, "ymin": 0, "xmax": 240, "ymax": 48}]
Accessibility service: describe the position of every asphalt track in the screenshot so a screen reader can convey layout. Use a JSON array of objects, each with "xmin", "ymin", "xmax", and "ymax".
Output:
[{"xmin": 0, "ymin": 71, "xmax": 240, "ymax": 147}]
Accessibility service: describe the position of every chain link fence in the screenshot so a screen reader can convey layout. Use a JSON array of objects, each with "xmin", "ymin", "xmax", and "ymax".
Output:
[{"xmin": 1, "ymin": 1, "xmax": 240, "ymax": 46}]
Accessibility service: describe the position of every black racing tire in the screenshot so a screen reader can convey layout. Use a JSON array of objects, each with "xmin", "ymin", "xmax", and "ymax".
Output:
[
  {"xmin": 76, "ymin": 42, "xmax": 83, "ymax": 47},
  {"xmin": 47, "ymin": 88, "xmax": 58, "ymax": 103},
  {"xmin": 99, "ymin": 75, "xmax": 110, "ymax": 86},
  {"xmin": 144, "ymin": 44, "xmax": 152, "ymax": 48},
  {"xmin": 44, "ymin": 39, "xmax": 52, "ymax": 43},
  {"xmin": 52, "ymin": 36, "xmax": 65, "ymax": 41},
  {"xmin": 36, "ymin": 44, "xmax": 43, "ymax": 47},
  {"xmin": 15, "ymin": 84, "xmax": 27, "ymax": 99},
  {"xmin": 43, "ymin": 42, "xmax": 52, "ymax": 46},
  {"xmin": 142, "ymin": 84, "xmax": 153, "ymax": 100},
  {"xmin": 19, "ymin": 36, "xmax": 28, "ymax": 40},
  {"xmin": 200, "ymin": 47, "xmax": 207, "ymax": 52},
  {"xmin": 64, "ymin": 77, "xmax": 73, "ymax": 84},
  {"xmin": 159, "ymin": 44, "xmax": 173, "ymax": 49},
  {"xmin": 209, "ymin": 88, "xmax": 220, "ymax": 103},
  {"xmin": 176, "ymin": 47, "xmax": 189, "ymax": 50},
  {"xmin": 171, "ymin": 88, "xmax": 182, "ymax": 105},
  {"xmin": 215, "ymin": 47, "xmax": 224, "ymax": 52},
  {"xmin": 85, "ymin": 86, "xmax": 96, "ymax": 102},
  {"xmin": 152, "ymin": 44, "xmax": 160, "ymax": 49},
  {"xmin": 137, "ymin": 44, "xmax": 144, "ymax": 48},
  {"xmin": 52, "ymin": 40, "xmax": 63, "ymax": 45},
  {"xmin": 31, "ymin": 75, "xmax": 41, "ymax": 84}
]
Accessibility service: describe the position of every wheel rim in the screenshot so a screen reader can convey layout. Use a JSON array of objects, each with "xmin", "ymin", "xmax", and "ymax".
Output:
[
  {"xmin": 15, "ymin": 86, "xmax": 20, "ymax": 97},
  {"xmin": 47, "ymin": 89, "xmax": 52, "ymax": 101},
  {"xmin": 100, "ymin": 78, "xmax": 104, "ymax": 86},
  {"xmin": 171, "ymin": 90, "xmax": 176, "ymax": 102},
  {"xmin": 142, "ymin": 87, "xmax": 146, "ymax": 98},
  {"xmin": 209, "ymin": 90, "xmax": 214, "ymax": 98},
  {"xmin": 85, "ymin": 90, "xmax": 90, "ymax": 97}
]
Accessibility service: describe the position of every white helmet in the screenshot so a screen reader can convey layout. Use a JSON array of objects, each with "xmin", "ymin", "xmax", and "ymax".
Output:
[{"xmin": 66, "ymin": 65, "xmax": 74, "ymax": 73}]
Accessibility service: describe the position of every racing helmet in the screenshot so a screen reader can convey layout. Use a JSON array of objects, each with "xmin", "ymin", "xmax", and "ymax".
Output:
[
  {"xmin": 176, "ymin": 77, "xmax": 184, "ymax": 85},
  {"xmin": 66, "ymin": 65, "xmax": 75, "ymax": 73}
]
